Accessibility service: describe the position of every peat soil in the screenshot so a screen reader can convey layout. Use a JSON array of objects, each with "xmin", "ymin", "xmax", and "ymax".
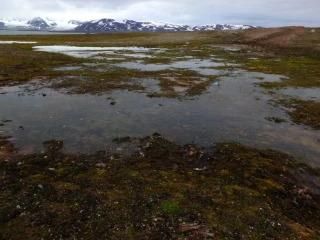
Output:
[{"xmin": 0, "ymin": 135, "xmax": 320, "ymax": 239}]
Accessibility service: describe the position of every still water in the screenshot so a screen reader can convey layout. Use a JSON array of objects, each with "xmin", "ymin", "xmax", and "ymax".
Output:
[
  {"xmin": 1, "ymin": 71, "xmax": 319, "ymax": 166},
  {"xmin": 0, "ymin": 45, "xmax": 319, "ymax": 166}
]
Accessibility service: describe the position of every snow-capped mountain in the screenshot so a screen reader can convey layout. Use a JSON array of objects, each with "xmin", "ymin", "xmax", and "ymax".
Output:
[
  {"xmin": 0, "ymin": 18, "xmax": 29, "ymax": 29},
  {"xmin": 0, "ymin": 17, "xmax": 262, "ymax": 32},
  {"xmin": 75, "ymin": 18, "xmax": 260, "ymax": 32},
  {"xmin": 192, "ymin": 24, "xmax": 257, "ymax": 31},
  {"xmin": 27, "ymin": 17, "xmax": 57, "ymax": 29},
  {"xmin": 0, "ymin": 17, "xmax": 83, "ymax": 31},
  {"xmin": 74, "ymin": 19, "xmax": 193, "ymax": 32}
]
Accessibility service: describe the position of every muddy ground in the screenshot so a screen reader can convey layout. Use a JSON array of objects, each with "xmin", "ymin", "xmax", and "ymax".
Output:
[
  {"xmin": 1, "ymin": 135, "xmax": 320, "ymax": 239},
  {"xmin": 0, "ymin": 27, "xmax": 320, "ymax": 239}
]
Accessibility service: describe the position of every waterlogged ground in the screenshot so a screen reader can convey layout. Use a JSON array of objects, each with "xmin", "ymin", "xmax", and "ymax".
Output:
[
  {"xmin": 0, "ymin": 30, "xmax": 320, "ymax": 239},
  {"xmin": 1, "ymin": 44, "xmax": 319, "ymax": 164}
]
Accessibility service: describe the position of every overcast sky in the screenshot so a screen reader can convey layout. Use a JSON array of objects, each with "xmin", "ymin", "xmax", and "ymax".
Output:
[{"xmin": 0, "ymin": 0, "xmax": 319, "ymax": 27}]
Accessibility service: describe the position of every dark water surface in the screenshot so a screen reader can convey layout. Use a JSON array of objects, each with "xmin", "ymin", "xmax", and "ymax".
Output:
[{"xmin": 1, "ymin": 69, "xmax": 319, "ymax": 166}]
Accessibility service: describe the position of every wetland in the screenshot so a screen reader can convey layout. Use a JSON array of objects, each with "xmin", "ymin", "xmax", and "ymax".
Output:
[{"xmin": 0, "ymin": 29, "xmax": 320, "ymax": 239}]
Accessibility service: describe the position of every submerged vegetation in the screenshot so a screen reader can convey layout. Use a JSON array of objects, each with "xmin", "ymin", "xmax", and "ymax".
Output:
[
  {"xmin": 0, "ymin": 27, "xmax": 320, "ymax": 239},
  {"xmin": 283, "ymin": 99, "xmax": 320, "ymax": 130}
]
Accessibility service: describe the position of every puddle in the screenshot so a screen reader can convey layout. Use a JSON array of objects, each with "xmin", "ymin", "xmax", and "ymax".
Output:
[
  {"xmin": 33, "ymin": 46, "xmax": 238, "ymax": 69},
  {"xmin": 172, "ymin": 59, "xmax": 239, "ymax": 69},
  {"xmin": 172, "ymin": 86, "xmax": 189, "ymax": 92},
  {"xmin": 218, "ymin": 46, "xmax": 241, "ymax": 51},
  {"xmin": 1, "ymin": 71, "xmax": 319, "ymax": 166},
  {"xmin": 33, "ymin": 46, "xmax": 156, "ymax": 52},
  {"xmin": 0, "ymin": 41, "xmax": 37, "ymax": 44},
  {"xmin": 45, "ymin": 50, "xmax": 150, "ymax": 59},
  {"xmin": 139, "ymin": 78, "xmax": 161, "ymax": 92},
  {"xmin": 280, "ymin": 87, "xmax": 320, "ymax": 101},
  {"xmin": 248, "ymin": 72, "xmax": 285, "ymax": 83},
  {"xmin": 35, "ymin": 45, "xmax": 238, "ymax": 76},
  {"xmin": 33, "ymin": 45, "xmax": 163, "ymax": 59},
  {"xmin": 114, "ymin": 59, "xmax": 239, "ymax": 75},
  {"xmin": 115, "ymin": 61, "xmax": 170, "ymax": 71},
  {"xmin": 53, "ymin": 63, "xmax": 124, "ymax": 73},
  {"xmin": 54, "ymin": 66, "xmax": 83, "ymax": 71}
]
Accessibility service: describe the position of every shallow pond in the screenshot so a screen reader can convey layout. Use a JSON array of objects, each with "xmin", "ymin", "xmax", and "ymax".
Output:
[
  {"xmin": 1, "ymin": 69, "xmax": 319, "ymax": 166},
  {"xmin": 33, "ymin": 45, "xmax": 163, "ymax": 59},
  {"xmin": 115, "ymin": 59, "xmax": 239, "ymax": 75},
  {"xmin": 0, "ymin": 45, "xmax": 319, "ymax": 165}
]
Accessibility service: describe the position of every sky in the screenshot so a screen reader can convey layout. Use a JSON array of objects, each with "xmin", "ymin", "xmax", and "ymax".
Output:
[{"xmin": 0, "ymin": 0, "xmax": 319, "ymax": 27}]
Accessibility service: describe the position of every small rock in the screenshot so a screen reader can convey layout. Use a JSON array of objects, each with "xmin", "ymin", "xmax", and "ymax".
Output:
[
  {"xmin": 139, "ymin": 151, "xmax": 145, "ymax": 157},
  {"xmin": 96, "ymin": 163, "xmax": 106, "ymax": 168},
  {"xmin": 194, "ymin": 167, "xmax": 207, "ymax": 171},
  {"xmin": 265, "ymin": 116, "xmax": 287, "ymax": 123}
]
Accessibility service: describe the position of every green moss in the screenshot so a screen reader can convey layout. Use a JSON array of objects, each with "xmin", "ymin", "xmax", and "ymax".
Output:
[
  {"xmin": 0, "ymin": 136, "xmax": 320, "ymax": 239},
  {"xmin": 143, "ymin": 56, "xmax": 172, "ymax": 64},
  {"xmin": 284, "ymin": 99, "xmax": 320, "ymax": 129},
  {"xmin": 243, "ymin": 56, "xmax": 320, "ymax": 88},
  {"xmin": 52, "ymin": 182, "xmax": 80, "ymax": 191},
  {"xmin": 160, "ymin": 201, "xmax": 181, "ymax": 216}
]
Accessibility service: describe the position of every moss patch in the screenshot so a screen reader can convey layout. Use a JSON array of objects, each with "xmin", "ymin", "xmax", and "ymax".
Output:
[
  {"xmin": 283, "ymin": 99, "xmax": 320, "ymax": 129},
  {"xmin": 0, "ymin": 135, "xmax": 319, "ymax": 239}
]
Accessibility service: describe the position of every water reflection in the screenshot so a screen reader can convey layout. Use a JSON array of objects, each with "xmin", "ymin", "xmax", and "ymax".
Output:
[
  {"xmin": 33, "ymin": 45, "xmax": 163, "ymax": 59},
  {"xmin": 114, "ymin": 59, "xmax": 239, "ymax": 75},
  {"xmin": 1, "ymin": 69, "xmax": 319, "ymax": 166},
  {"xmin": 280, "ymin": 87, "xmax": 320, "ymax": 101}
]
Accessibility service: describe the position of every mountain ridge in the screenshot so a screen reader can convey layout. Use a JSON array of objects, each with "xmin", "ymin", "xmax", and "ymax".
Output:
[{"xmin": 0, "ymin": 17, "xmax": 262, "ymax": 32}]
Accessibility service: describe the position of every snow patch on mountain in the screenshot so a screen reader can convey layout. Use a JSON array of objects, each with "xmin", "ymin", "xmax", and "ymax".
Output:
[
  {"xmin": 0, "ymin": 17, "xmax": 262, "ymax": 32},
  {"xmin": 192, "ymin": 24, "xmax": 259, "ymax": 31},
  {"xmin": 0, "ymin": 18, "xmax": 29, "ymax": 29},
  {"xmin": 0, "ymin": 17, "xmax": 83, "ymax": 31},
  {"xmin": 51, "ymin": 19, "xmax": 82, "ymax": 30}
]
